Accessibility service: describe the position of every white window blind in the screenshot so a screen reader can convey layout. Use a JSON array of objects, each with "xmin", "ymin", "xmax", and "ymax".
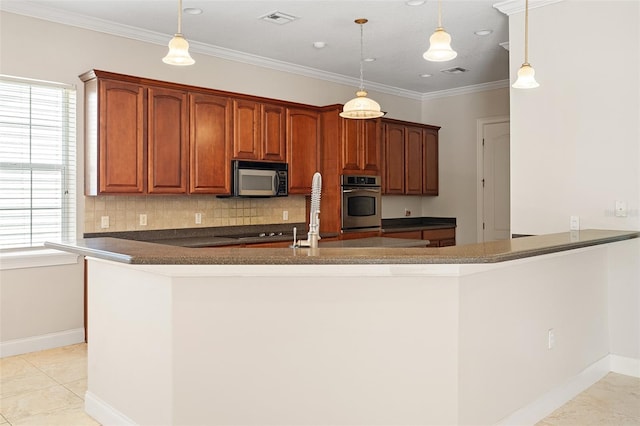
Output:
[{"xmin": 0, "ymin": 76, "xmax": 76, "ymax": 249}]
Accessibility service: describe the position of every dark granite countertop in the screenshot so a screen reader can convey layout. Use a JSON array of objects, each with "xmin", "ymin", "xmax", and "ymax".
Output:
[
  {"xmin": 381, "ymin": 217, "xmax": 456, "ymax": 233},
  {"xmin": 82, "ymin": 222, "xmax": 343, "ymax": 248},
  {"xmin": 45, "ymin": 230, "xmax": 638, "ymax": 265}
]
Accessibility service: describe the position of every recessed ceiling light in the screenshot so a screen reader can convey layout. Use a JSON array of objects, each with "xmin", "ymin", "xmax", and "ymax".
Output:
[
  {"xmin": 420, "ymin": 73, "xmax": 432, "ymax": 78},
  {"xmin": 363, "ymin": 57, "xmax": 376, "ymax": 62},
  {"xmin": 406, "ymin": 0, "xmax": 425, "ymax": 6},
  {"xmin": 474, "ymin": 29, "xmax": 493, "ymax": 36},
  {"xmin": 183, "ymin": 8, "xmax": 203, "ymax": 15},
  {"xmin": 313, "ymin": 41, "xmax": 327, "ymax": 49}
]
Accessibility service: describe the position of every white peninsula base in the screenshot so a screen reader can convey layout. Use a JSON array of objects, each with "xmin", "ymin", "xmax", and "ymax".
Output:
[{"xmin": 84, "ymin": 239, "xmax": 639, "ymax": 426}]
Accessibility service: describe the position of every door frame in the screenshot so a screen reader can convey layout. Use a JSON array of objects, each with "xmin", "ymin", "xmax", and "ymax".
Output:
[{"xmin": 476, "ymin": 116, "xmax": 510, "ymax": 243}]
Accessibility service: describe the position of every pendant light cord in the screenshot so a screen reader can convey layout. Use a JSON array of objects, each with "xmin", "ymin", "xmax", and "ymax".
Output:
[
  {"xmin": 437, "ymin": 0, "xmax": 442, "ymax": 28},
  {"xmin": 359, "ymin": 22, "xmax": 365, "ymax": 91},
  {"xmin": 177, "ymin": 0, "xmax": 183, "ymax": 34},
  {"xmin": 524, "ymin": 0, "xmax": 529, "ymax": 63}
]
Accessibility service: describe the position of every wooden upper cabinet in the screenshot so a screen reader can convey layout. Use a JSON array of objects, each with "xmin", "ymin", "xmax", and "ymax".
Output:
[
  {"xmin": 405, "ymin": 126, "xmax": 423, "ymax": 195},
  {"xmin": 423, "ymin": 128, "xmax": 439, "ymax": 195},
  {"xmin": 189, "ymin": 93, "xmax": 232, "ymax": 194},
  {"xmin": 383, "ymin": 122, "xmax": 405, "ymax": 194},
  {"xmin": 361, "ymin": 119, "xmax": 381, "ymax": 173},
  {"xmin": 341, "ymin": 118, "xmax": 381, "ymax": 175},
  {"xmin": 147, "ymin": 86, "xmax": 188, "ymax": 194},
  {"xmin": 95, "ymin": 79, "xmax": 145, "ymax": 195},
  {"xmin": 232, "ymin": 99, "xmax": 260, "ymax": 160},
  {"xmin": 286, "ymin": 108, "xmax": 320, "ymax": 194},
  {"xmin": 260, "ymin": 104, "xmax": 286, "ymax": 162},
  {"xmin": 382, "ymin": 119, "xmax": 440, "ymax": 195},
  {"xmin": 232, "ymin": 100, "xmax": 286, "ymax": 162}
]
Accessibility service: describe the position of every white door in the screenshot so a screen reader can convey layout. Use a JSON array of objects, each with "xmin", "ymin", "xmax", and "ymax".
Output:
[{"xmin": 481, "ymin": 120, "xmax": 510, "ymax": 242}]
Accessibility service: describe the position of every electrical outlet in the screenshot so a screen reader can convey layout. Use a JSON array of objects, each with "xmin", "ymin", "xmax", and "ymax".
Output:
[
  {"xmin": 570, "ymin": 215, "xmax": 580, "ymax": 230},
  {"xmin": 404, "ymin": 209, "xmax": 411, "ymax": 217},
  {"xmin": 101, "ymin": 216, "xmax": 109, "ymax": 229},
  {"xmin": 195, "ymin": 213, "xmax": 202, "ymax": 224},
  {"xmin": 283, "ymin": 210, "xmax": 289, "ymax": 221},
  {"xmin": 139, "ymin": 214, "xmax": 147, "ymax": 226},
  {"xmin": 615, "ymin": 201, "xmax": 628, "ymax": 217},
  {"xmin": 548, "ymin": 328, "xmax": 555, "ymax": 350}
]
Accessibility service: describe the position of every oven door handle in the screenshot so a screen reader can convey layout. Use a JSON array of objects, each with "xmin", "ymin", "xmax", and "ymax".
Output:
[{"xmin": 342, "ymin": 188, "xmax": 381, "ymax": 193}]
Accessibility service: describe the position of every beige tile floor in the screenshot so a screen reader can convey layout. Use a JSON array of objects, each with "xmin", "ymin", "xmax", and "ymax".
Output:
[
  {"xmin": 0, "ymin": 344, "xmax": 98, "ymax": 426},
  {"xmin": 1, "ymin": 344, "xmax": 639, "ymax": 425}
]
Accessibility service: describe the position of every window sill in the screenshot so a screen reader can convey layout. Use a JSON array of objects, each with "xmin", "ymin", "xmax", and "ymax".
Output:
[{"xmin": 0, "ymin": 249, "xmax": 80, "ymax": 271}]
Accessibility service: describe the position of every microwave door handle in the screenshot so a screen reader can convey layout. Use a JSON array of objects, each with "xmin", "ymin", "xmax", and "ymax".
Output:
[{"xmin": 274, "ymin": 173, "xmax": 279, "ymax": 191}]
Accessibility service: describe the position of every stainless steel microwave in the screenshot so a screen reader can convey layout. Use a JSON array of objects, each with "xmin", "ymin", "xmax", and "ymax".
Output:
[{"xmin": 232, "ymin": 160, "xmax": 288, "ymax": 197}]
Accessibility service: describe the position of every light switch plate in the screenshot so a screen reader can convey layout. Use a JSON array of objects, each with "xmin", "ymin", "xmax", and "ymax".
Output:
[{"xmin": 570, "ymin": 216, "xmax": 580, "ymax": 231}]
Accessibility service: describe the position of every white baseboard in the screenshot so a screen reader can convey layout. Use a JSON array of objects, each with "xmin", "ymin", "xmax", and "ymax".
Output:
[
  {"xmin": 85, "ymin": 391, "xmax": 138, "ymax": 426},
  {"xmin": 610, "ymin": 354, "xmax": 640, "ymax": 378},
  {"xmin": 495, "ymin": 355, "xmax": 611, "ymax": 426},
  {"xmin": 0, "ymin": 328, "xmax": 85, "ymax": 358}
]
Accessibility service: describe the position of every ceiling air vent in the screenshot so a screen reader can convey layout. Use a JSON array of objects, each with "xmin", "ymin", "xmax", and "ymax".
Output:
[
  {"xmin": 260, "ymin": 11, "xmax": 298, "ymax": 25},
  {"xmin": 441, "ymin": 67, "xmax": 469, "ymax": 74}
]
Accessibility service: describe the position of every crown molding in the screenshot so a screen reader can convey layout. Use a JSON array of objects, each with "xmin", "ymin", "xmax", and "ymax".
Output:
[
  {"xmin": 493, "ymin": 0, "xmax": 564, "ymax": 16},
  {"xmin": 421, "ymin": 79, "xmax": 510, "ymax": 101},
  {"xmin": 1, "ymin": 2, "xmax": 504, "ymax": 102}
]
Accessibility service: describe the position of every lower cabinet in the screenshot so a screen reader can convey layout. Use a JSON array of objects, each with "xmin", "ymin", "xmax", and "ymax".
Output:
[
  {"xmin": 384, "ymin": 228, "xmax": 456, "ymax": 247},
  {"xmin": 422, "ymin": 228, "xmax": 456, "ymax": 247}
]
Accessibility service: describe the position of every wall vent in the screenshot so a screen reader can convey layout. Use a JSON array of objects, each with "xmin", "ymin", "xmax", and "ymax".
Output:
[
  {"xmin": 441, "ymin": 67, "xmax": 469, "ymax": 74},
  {"xmin": 260, "ymin": 11, "xmax": 298, "ymax": 25}
]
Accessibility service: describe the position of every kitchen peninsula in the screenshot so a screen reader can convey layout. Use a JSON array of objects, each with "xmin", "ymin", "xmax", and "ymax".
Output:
[{"xmin": 47, "ymin": 230, "xmax": 638, "ymax": 425}]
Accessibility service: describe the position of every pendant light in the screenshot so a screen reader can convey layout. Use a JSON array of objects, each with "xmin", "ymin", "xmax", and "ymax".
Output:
[
  {"xmin": 512, "ymin": 0, "xmax": 539, "ymax": 88},
  {"xmin": 162, "ymin": 0, "xmax": 195, "ymax": 66},
  {"xmin": 423, "ymin": 0, "xmax": 457, "ymax": 62},
  {"xmin": 340, "ymin": 19, "xmax": 384, "ymax": 120}
]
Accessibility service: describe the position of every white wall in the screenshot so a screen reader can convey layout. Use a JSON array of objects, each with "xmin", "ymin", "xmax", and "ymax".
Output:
[
  {"xmin": 0, "ymin": 258, "xmax": 85, "ymax": 356},
  {"xmin": 420, "ymin": 88, "xmax": 510, "ymax": 244},
  {"xmin": 509, "ymin": 0, "xmax": 640, "ymax": 235}
]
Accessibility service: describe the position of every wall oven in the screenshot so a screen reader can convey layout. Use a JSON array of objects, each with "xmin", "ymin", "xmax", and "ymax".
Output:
[{"xmin": 341, "ymin": 175, "xmax": 382, "ymax": 232}]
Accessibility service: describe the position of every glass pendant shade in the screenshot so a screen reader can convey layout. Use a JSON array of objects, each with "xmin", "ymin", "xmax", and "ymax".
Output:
[
  {"xmin": 423, "ymin": 28, "xmax": 457, "ymax": 62},
  {"xmin": 341, "ymin": 19, "xmax": 384, "ymax": 120},
  {"xmin": 163, "ymin": 33, "xmax": 195, "ymax": 66},
  {"xmin": 512, "ymin": 63, "xmax": 539, "ymax": 89},
  {"xmin": 340, "ymin": 90, "xmax": 384, "ymax": 119}
]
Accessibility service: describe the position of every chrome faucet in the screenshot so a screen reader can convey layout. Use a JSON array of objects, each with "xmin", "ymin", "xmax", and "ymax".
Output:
[{"xmin": 295, "ymin": 172, "xmax": 322, "ymax": 249}]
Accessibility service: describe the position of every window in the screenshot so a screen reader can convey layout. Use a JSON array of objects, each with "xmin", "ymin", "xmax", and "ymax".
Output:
[{"xmin": 0, "ymin": 76, "xmax": 76, "ymax": 249}]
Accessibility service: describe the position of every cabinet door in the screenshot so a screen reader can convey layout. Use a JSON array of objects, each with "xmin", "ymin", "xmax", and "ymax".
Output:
[
  {"xmin": 148, "ymin": 87, "xmax": 188, "ymax": 194},
  {"xmin": 341, "ymin": 119, "xmax": 381, "ymax": 174},
  {"xmin": 261, "ymin": 104, "xmax": 286, "ymax": 162},
  {"xmin": 286, "ymin": 108, "xmax": 320, "ymax": 194},
  {"xmin": 423, "ymin": 128, "xmax": 439, "ymax": 195},
  {"xmin": 341, "ymin": 118, "xmax": 361, "ymax": 172},
  {"xmin": 361, "ymin": 119, "xmax": 381, "ymax": 174},
  {"xmin": 383, "ymin": 123, "xmax": 405, "ymax": 194},
  {"xmin": 189, "ymin": 93, "xmax": 231, "ymax": 194},
  {"xmin": 232, "ymin": 99, "xmax": 260, "ymax": 160},
  {"xmin": 384, "ymin": 231, "xmax": 422, "ymax": 240},
  {"xmin": 405, "ymin": 126, "xmax": 423, "ymax": 195},
  {"xmin": 98, "ymin": 79, "xmax": 145, "ymax": 193}
]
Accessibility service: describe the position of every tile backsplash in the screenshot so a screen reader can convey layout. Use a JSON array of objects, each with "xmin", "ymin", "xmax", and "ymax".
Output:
[{"xmin": 84, "ymin": 195, "xmax": 306, "ymax": 234}]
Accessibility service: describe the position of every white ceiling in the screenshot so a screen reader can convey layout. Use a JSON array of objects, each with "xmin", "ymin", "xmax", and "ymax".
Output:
[{"xmin": 1, "ymin": 0, "xmax": 512, "ymax": 97}]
